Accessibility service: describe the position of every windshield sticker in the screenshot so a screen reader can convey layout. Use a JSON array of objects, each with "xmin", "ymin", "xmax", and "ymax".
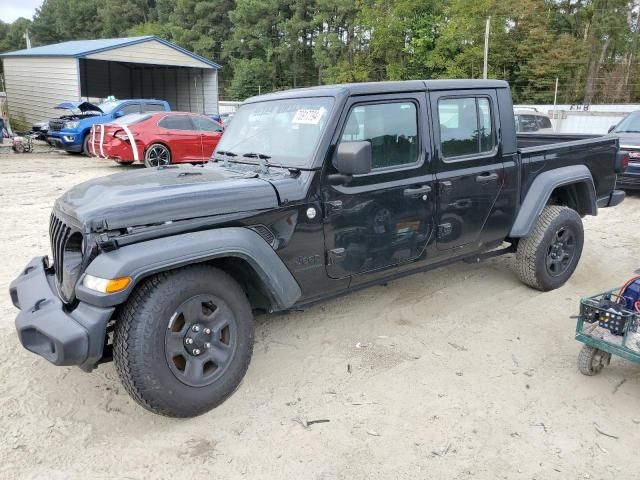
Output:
[{"xmin": 292, "ymin": 108, "xmax": 326, "ymax": 125}]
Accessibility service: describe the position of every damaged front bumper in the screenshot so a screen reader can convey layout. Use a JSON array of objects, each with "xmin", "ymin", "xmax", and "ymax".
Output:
[{"xmin": 9, "ymin": 257, "xmax": 114, "ymax": 371}]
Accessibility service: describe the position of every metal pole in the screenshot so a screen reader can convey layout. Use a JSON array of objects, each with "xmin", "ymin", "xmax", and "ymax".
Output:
[
  {"xmin": 552, "ymin": 77, "xmax": 559, "ymax": 132},
  {"xmin": 483, "ymin": 16, "xmax": 491, "ymax": 79}
]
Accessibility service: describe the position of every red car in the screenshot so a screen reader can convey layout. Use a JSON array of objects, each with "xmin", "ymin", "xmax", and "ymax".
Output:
[{"xmin": 89, "ymin": 112, "xmax": 224, "ymax": 167}]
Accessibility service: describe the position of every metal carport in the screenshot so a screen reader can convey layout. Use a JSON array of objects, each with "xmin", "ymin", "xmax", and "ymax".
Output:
[{"xmin": 0, "ymin": 36, "xmax": 220, "ymax": 128}]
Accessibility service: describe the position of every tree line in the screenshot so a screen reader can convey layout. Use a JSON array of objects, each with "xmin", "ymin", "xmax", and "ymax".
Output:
[{"xmin": 1, "ymin": 0, "xmax": 639, "ymax": 104}]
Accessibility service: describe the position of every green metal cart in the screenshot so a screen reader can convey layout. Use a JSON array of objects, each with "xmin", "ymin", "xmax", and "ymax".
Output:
[{"xmin": 575, "ymin": 288, "xmax": 640, "ymax": 375}]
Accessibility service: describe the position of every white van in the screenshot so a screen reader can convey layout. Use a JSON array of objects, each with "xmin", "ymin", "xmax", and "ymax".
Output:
[{"xmin": 514, "ymin": 109, "xmax": 554, "ymax": 133}]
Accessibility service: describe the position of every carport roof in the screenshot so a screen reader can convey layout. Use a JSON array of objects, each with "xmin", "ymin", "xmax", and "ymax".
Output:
[{"xmin": 0, "ymin": 36, "xmax": 221, "ymax": 69}]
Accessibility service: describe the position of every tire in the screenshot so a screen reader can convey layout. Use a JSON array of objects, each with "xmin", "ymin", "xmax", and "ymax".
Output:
[
  {"xmin": 578, "ymin": 345, "xmax": 610, "ymax": 376},
  {"xmin": 515, "ymin": 205, "xmax": 584, "ymax": 291},
  {"xmin": 82, "ymin": 134, "xmax": 91, "ymax": 156},
  {"xmin": 144, "ymin": 143, "xmax": 171, "ymax": 167},
  {"xmin": 113, "ymin": 265, "xmax": 254, "ymax": 417}
]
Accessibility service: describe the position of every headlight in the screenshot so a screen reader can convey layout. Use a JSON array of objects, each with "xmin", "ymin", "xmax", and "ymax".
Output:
[
  {"xmin": 64, "ymin": 121, "xmax": 79, "ymax": 129},
  {"xmin": 83, "ymin": 274, "xmax": 132, "ymax": 293}
]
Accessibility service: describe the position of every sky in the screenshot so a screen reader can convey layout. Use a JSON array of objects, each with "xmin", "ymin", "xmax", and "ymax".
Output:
[{"xmin": 1, "ymin": 0, "xmax": 41, "ymax": 23}]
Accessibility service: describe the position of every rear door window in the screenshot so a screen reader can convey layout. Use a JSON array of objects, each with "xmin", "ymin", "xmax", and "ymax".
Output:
[
  {"xmin": 159, "ymin": 115, "xmax": 196, "ymax": 130},
  {"xmin": 193, "ymin": 116, "xmax": 224, "ymax": 132},
  {"xmin": 142, "ymin": 103, "xmax": 166, "ymax": 112},
  {"xmin": 438, "ymin": 97, "xmax": 495, "ymax": 158},
  {"xmin": 518, "ymin": 115, "xmax": 539, "ymax": 132},
  {"xmin": 537, "ymin": 115, "xmax": 552, "ymax": 129},
  {"xmin": 117, "ymin": 104, "xmax": 141, "ymax": 116}
]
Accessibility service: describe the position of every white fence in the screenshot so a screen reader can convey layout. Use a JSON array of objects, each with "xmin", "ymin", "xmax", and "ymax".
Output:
[{"xmin": 515, "ymin": 104, "xmax": 640, "ymax": 134}]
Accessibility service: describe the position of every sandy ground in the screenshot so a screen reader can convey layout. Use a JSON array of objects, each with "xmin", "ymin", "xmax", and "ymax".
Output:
[{"xmin": 1, "ymin": 148, "xmax": 640, "ymax": 480}]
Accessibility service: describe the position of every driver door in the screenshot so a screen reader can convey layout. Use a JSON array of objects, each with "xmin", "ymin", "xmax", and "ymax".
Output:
[{"xmin": 322, "ymin": 94, "xmax": 435, "ymax": 279}]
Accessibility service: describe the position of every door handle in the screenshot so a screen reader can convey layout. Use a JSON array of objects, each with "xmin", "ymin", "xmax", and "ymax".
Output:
[
  {"xmin": 403, "ymin": 185, "xmax": 432, "ymax": 198},
  {"xmin": 475, "ymin": 172, "xmax": 499, "ymax": 183}
]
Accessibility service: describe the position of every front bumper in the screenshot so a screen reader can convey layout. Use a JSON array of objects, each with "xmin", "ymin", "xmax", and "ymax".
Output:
[
  {"xmin": 47, "ymin": 133, "xmax": 82, "ymax": 152},
  {"xmin": 9, "ymin": 257, "xmax": 114, "ymax": 371}
]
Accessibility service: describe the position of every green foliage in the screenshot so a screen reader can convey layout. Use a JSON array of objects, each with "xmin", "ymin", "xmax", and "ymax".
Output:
[{"xmin": 0, "ymin": 0, "xmax": 639, "ymax": 103}]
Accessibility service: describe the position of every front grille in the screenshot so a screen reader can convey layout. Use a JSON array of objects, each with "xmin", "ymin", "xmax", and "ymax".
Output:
[
  {"xmin": 49, "ymin": 119, "xmax": 65, "ymax": 132},
  {"xmin": 49, "ymin": 212, "xmax": 73, "ymax": 287}
]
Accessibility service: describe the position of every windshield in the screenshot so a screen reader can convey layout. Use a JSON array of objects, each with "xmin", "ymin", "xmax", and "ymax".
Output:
[
  {"xmin": 613, "ymin": 112, "xmax": 640, "ymax": 133},
  {"xmin": 98, "ymin": 101, "xmax": 123, "ymax": 114},
  {"xmin": 214, "ymin": 97, "xmax": 334, "ymax": 167}
]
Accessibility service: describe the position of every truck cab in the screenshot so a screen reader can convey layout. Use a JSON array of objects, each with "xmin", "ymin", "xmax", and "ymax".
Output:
[{"xmin": 47, "ymin": 99, "xmax": 170, "ymax": 154}]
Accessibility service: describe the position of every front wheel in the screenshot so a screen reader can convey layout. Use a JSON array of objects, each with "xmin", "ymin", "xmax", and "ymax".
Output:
[
  {"xmin": 514, "ymin": 205, "xmax": 584, "ymax": 291},
  {"xmin": 578, "ymin": 345, "xmax": 610, "ymax": 376},
  {"xmin": 144, "ymin": 143, "xmax": 171, "ymax": 167},
  {"xmin": 113, "ymin": 265, "xmax": 255, "ymax": 417}
]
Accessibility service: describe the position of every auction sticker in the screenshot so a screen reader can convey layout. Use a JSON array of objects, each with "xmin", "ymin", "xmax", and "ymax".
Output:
[{"xmin": 292, "ymin": 108, "xmax": 325, "ymax": 125}]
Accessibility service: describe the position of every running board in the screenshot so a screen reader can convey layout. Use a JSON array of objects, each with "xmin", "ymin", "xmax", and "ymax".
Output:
[{"xmin": 463, "ymin": 245, "xmax": 516, "ymax": 264}]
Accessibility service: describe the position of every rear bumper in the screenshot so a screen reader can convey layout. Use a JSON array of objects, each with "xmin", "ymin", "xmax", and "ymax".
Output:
[
  {"xmin": 616, "ymin": 173, "xmax": 640, "ymax": 190},
  {"xmin": 9, "ymin": 257, "xmax": 114, "ymax": 371},
  {"xmin": 597, "ymin": 189, "xmax": 625, "ymax": 208}
]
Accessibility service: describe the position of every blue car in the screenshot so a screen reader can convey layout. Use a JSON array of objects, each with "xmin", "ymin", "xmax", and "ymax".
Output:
[{"xmin": 47, "ymin": 99, "xmax": 170, "ymax": 155}]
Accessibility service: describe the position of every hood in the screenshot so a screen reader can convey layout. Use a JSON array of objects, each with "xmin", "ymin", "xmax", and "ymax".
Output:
[
  {"xmin": 55, "ymin": 101, "xmax": 103, "ymax": 113},
  {"xmin": 55, "ymin": 165, "xmax": 280, "ymax": 230}
]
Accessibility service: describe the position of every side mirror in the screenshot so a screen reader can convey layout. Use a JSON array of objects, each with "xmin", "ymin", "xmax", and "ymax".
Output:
[
  {"xmin": 334, "ymin": 141, "xmax": 372, "ymax": 176},
  {"xmin": 113, "ymin": 111, "xmax": 124, "ymax": 119},
  {"xmin": 608, "ymin": 124, "xmax": 616, "ymax": 133}
]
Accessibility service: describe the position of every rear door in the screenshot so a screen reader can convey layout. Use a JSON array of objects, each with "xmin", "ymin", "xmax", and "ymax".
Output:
[
  {"xmin": 157, "ymin": 114, "xmax": 202, "ymax": 161},
  {"xmin": 322, "ymin": 94, "xmax": 435, "ymax": 279},
  {"xmin": 430, "ymin": 90, "xmax": 504, "ymax": 250},
  {"xmin": 192, "ymin": 116, "xmax": 224, "ymax": 160}
]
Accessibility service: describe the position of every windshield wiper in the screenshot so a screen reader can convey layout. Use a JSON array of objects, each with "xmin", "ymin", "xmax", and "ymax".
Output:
[
  {"xmin": 216, "ymin": 150, "xmax": 238, "ymax": 157},
  {"xmin": 242, "ymin": 152, "xmax": 272, "ymax": 160},
  {"xmin": 619, "ymin": 130, "xmax": 640, "ymax": 133}
]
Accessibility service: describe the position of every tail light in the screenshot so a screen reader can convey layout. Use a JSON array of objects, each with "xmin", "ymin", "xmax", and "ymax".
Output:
[
  {"xmin": 113, "ymin": 130, "xmax": 137, "ymax": 142},
  {"xmin": 616, "ymin": 151, "xmax": 630, "ymax": 173}
]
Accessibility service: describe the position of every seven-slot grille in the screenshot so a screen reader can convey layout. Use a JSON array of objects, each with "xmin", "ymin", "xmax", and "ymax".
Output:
[
  {"xmin": 49, "ymin": 119, "xmax": 66, "ymax": 132},
  {"xmin": 49, "ymin": 212, "xmax": 73, "ymax": 285}
]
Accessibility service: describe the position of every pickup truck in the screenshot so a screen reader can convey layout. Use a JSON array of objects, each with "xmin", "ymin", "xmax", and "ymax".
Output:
[
  {"xmin": 47, "ymin": 99, "xmax": 170, "ymax": 155},
  {"xmin": 607, "ymin": 110, "xmax": 640, "ymax": 190},
  {"xmin": 9, "ymin": 80, "xmax": 626, "ymax": 417}
]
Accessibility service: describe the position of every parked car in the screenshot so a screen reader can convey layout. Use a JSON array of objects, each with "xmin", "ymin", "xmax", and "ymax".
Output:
[
  {"xmin": 219, "ymin": 112, "xmax": 235, "ymax": 126},
  {"xmin": 47, "ymin": 99, "xmax": 171, "ymax": 155},
  {"xmin": 608, "ymin": 111, "xmax": 640, "ymax": 190},
  {"xmin": 514, "ymin": 109, "xmax": 554, "ymax": 133},
  {"xmin": 10, "ymin": 79, "xmax": 626, "ymax": 417},
  {"xmin": 31, "ymin": 120, "xmax": 49, "ymax": 141},
  {"xmin": 89, "ymin": 112, "xmax": 224, "ymax": 167}
]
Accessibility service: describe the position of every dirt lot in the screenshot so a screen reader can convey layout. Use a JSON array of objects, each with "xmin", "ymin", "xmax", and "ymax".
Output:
[{"xmin": 1, "ymin": 149, "xmax": 639, "ymax": 479}]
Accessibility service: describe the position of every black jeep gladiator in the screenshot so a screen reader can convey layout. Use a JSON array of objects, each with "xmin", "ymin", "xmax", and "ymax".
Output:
[{"xmin": 10, "ymin": 80, "xmax": 626, "ymax": 417}]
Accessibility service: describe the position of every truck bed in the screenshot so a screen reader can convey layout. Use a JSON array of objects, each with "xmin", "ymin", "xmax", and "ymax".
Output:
[{"xmin": 516, "ymin": 133, "xmax": 619, "ymax": 206}]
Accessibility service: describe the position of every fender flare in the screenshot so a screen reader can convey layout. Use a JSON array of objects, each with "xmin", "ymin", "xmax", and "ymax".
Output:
[
  {"xmin": 509, "ymin": 165, "xmax": 596, "ymax": 238},
  {"xmin": 75, "ymin": 227, "xmax": 302, "ymax": 311}
]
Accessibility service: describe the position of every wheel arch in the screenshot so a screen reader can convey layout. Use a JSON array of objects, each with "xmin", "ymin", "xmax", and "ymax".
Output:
[
  {"xmin": 76, "ymin": 227, "xmax": 301, "ymax": 312},
  {"xmin": 509, "ymin": 165, "xmax": 596, "ymax": 238}
]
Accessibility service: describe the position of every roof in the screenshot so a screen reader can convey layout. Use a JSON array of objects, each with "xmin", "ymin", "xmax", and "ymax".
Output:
[
  {"xmin": 245, "ymin": 79, "xmax": 509, "ymax": 103},
  {"xmin": 0, "ymin": 36, "xmax": 221, "ymax": 69}
]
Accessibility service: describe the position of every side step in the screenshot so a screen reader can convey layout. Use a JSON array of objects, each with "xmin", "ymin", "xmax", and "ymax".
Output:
[{"xmin": 463, "ymin": 244, "xmax": 516, "ymax": 264}]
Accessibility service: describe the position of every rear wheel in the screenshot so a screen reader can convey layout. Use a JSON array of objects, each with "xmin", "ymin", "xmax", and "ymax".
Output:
[
  {"xmin": 515, "ymin": 205, "xmax": 584, "ymax": 291},
  {"xmin": 113, "ymin": 265, "xmax": 254, "ymax": 417},
  {"xmin": 144, "ymin": 143, "xmax": 171, "ymax": 167}
]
